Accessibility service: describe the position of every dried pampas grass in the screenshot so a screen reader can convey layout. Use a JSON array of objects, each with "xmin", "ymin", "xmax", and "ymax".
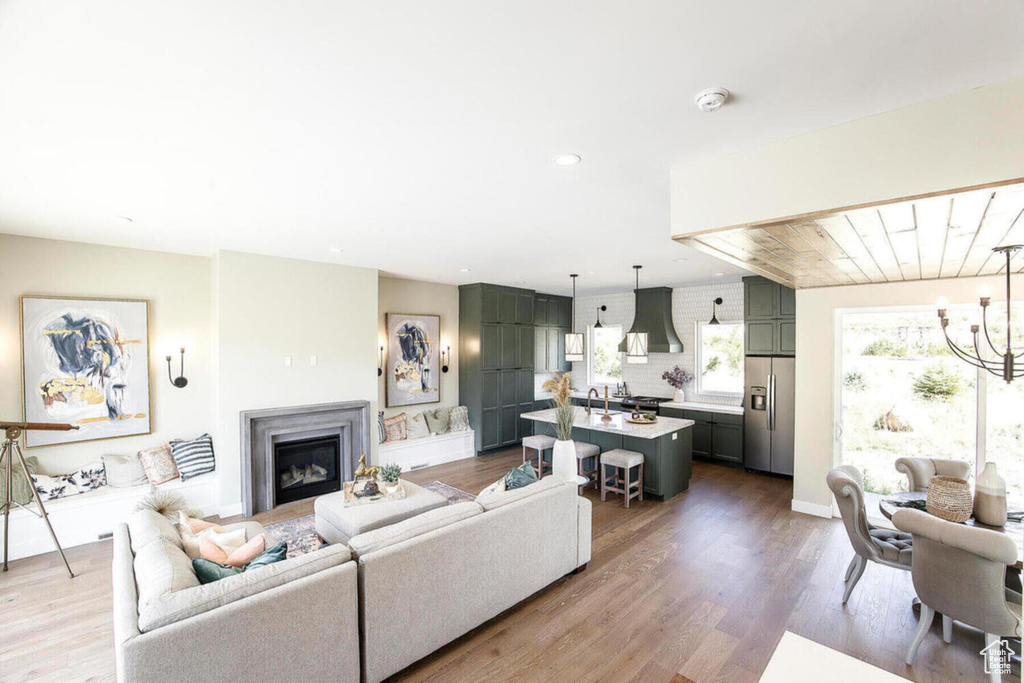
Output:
[{"xmin": 134, "ymin": 486, "xmax": 202, "ymax": 521}]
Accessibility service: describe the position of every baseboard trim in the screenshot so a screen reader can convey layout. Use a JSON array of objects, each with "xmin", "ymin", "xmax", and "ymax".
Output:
[
  {"xmin": 218, "ymin": 502, "xmax": 245, "ymax": 518},
  {"xmin": 791, "ymin": 499, "xmax": 833, "ymax": 519}
]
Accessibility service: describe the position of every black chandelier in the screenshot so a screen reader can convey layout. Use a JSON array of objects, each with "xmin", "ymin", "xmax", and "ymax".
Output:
[{"xmin": 937, "ymin": 245, "xmax": 1022, "ymax": 383}]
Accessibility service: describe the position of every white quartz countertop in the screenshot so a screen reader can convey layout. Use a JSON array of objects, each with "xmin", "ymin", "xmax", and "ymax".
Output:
[
  {"xmin": 533, "ymin": 391, "xmax": 744, "ymax": 415},
  {"xmin": 660, "ymin": 401, "xmax": 745, "ymax": 415},
  {"xmin": 521, "ymin": 407, "xmax": 694, "ymax": 439}
]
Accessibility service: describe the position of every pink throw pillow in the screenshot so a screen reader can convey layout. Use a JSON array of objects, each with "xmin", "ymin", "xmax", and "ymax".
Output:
[{"xmin": 224, "ymin": 535, "xmax": 267, "ymax": 567}]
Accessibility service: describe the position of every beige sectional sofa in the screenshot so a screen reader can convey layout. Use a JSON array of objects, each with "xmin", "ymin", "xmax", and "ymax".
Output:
[
  {"xmin": 112, "ymin": 510, "xmax": 360, "ymax": 683},
  {"xmin": 113, "ymin": 476, "xmax": 591, "ymax": 683}
]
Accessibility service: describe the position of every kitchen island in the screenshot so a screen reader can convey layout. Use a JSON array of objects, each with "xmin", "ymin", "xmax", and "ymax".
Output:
[{"xmin": 521, "ymin": 408, "xmax": 695, "ymax": 501}]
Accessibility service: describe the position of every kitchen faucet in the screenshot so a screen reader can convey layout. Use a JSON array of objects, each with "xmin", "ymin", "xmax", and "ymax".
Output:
[{"xmin": 586, "ymin": 388, "xmax": 599, "ymax": 415}]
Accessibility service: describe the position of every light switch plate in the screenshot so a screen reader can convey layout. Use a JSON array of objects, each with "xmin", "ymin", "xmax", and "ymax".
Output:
[
  {"xmin": 284, "ymin": 356, "xmax": 292, "ymax": 367},
  {"xmin": 310, "ymin": 355, "xmax": 318, "ymax": 366}
]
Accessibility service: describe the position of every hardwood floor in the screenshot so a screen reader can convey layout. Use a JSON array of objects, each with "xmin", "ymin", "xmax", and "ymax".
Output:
[{"xmin": 1, "ymin": 451, "xmax": 1015, "ymax": 682}]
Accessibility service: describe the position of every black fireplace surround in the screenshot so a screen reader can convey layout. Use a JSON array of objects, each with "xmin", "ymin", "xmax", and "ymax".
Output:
[{"xmin": 273, "ymin": 435, "xmax": 341, "ymax": 505}]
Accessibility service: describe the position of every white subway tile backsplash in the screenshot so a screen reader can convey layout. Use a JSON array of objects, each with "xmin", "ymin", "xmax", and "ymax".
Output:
[{"xmin": 568, "ymin": 282, "xmax": 744, "ymax": 406}]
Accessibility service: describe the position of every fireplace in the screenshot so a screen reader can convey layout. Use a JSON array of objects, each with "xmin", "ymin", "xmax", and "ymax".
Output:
[
  {"xmin": 240, "ymin": 401, "xmax": 370, "ymax": 516},
  {"xmin": 273, "ymin": 435, "xmax": 341, "ymax": 505}
]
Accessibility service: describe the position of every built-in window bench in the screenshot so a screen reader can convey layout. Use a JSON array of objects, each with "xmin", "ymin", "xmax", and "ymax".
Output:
[
  {"xmin": 377, "ymin": 430, "xmax": 475, "ymax": 471},
  {"xmin": 1, "ymin": 472, "xmax": 220, "ymax": 562}
]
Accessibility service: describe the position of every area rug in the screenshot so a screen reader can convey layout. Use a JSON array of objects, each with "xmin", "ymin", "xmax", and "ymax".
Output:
[{"xmin": 264, "ymin": 481, "xmax": 476, "ymax": 558}]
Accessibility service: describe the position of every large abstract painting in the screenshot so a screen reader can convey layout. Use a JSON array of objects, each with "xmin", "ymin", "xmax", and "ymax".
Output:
[
  {"xmin": 21, "ymin": 296, "xmax": 151, "ymax": 448},
  {"xmin": 385, "ymin": 313, "xmax": 440, "ymax": 408}
]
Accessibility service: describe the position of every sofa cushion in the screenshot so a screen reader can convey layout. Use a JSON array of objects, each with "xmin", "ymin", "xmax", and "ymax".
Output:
[
  {"xmin": 137, "ymin": 544, "xmax": 352, "ymax": 632},
  {"xmin": 133, "ymin": 537, "xmax": 200, "ymax": 607},
  {"xmin": 348, "ymin": 502, "xmax": 483, "ymax": 558},
  {"xmin": 475, "ymin": 476, "xmax": 567, "ymax": 512},
  {"xmin": 128, "ymin": 509, "xmax": 184, "ymax": 553}
]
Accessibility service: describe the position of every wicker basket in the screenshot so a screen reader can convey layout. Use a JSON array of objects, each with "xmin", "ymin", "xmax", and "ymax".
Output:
[{"xmin": 926, "ymin": 476, "xmax": 973, "ymax": 523}]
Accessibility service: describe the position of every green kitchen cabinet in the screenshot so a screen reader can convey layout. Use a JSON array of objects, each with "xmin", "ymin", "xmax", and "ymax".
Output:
[
  {"xmin": 745, "ymin": 321, "xmax": 775, "ymax": 355},
  {"xmin": 534, "ymin": 296, "xmax": 549, "ymax": 326},
  {"xmin": 743, "ymin": 276, "xmax": 795, "ymax": 356},
  {"xmin": 662, "ymin": 406, "xmax": 743, "ymax": 466},
  {"xmin": 460, "ymin": 283, "xmax": 537, "ymax": 454},
  {"xmin": 711, "ymin": 423, "xmax": 743, "ymax": 463},
  {"xmin": 500, "ymin": 324, "xmax": 517, "ymax": 368}
]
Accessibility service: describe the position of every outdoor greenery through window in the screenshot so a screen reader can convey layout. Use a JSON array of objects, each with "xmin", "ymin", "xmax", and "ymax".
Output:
[
  {"xmin": 839, "ymin": 306, "xmax": 1023, "ymax": 507},
  {"xmin": 589, "ymin": 325, "xmax": 622, "ymax": 386},
  {"xmin": 696, "ymin": 322, "xmax": 744, "ymax": 395}
]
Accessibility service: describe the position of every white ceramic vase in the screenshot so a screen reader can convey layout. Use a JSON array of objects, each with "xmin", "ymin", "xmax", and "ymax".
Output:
[
  {"xmin": 974, "ymin": 462, "xmax": 1007, "ymax": 527},
  {"xmin": 551, "ymin": 439, "xmax": 577, "ymax": 482},
  {"xmin": 673, "ymin": 388, "xmax": 684, "ymax": 403}
]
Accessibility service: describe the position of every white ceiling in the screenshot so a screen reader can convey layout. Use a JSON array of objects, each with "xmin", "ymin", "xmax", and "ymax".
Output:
[{"xmin": 1, "ymin": 1, "xmax": 1022, "ymax": 296}]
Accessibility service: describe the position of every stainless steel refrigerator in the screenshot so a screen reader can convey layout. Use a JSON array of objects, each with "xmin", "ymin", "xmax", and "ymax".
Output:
[{"xmin": 744, "ymin": 356, "xmax": 795, "ymax": 475}]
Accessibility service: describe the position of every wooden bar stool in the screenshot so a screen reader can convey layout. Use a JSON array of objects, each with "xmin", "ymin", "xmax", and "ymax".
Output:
[
  {"xmin": 522, "ymin": 435, "xmax": 556, "ymax": 475},
  {"xmin": 600, "ymin": 449, "xmax": 644, "ymax": 508},
  {"xmin": 574, "ymin": 442, "xmax": 600, "ymax": 490}
]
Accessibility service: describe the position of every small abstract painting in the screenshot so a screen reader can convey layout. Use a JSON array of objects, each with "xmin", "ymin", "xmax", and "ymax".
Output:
[
  {"xmin": 386, "ymin": 313, "xmax": 440, "ymax": 408},
  {"xmin": 21, "ymin": 296, "xmax": 151, "ymax": 448}
]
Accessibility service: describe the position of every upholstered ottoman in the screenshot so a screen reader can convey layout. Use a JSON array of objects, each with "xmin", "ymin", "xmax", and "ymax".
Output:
[{"xmin": 314, "ymin": 480, "xmax": 448, "ymax": 545}]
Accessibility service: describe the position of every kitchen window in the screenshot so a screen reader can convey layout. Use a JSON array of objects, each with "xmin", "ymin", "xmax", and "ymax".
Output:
[
  {"xmin": 695, "ymin": 321, "xmax": 744, "ymax": 396},
  {"xmin": 588, "ymin": 325, "xmax": 622, "ymax": 386}
]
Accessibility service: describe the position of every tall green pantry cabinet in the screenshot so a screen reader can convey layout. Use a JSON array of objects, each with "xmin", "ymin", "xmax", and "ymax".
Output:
[{"xmin": 459, "ymin": 284, "xmax": 536, "ymax": 455}]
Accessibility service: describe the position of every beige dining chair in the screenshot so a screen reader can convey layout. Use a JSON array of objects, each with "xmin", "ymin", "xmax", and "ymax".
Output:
[
  {"xmin": 894, "ymin": 508, "xmax": 1022, "ymax": 683},
  {"xmin": 827, "ymin": 465, "xmax": 914, "ymax": 603},
  {"xmin": 894, "ymin": 457, "xmax": 972, "ymax": 492}
]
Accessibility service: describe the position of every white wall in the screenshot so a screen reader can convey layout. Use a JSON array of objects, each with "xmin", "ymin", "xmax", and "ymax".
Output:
[
  {"xmin": 794, "ymin": 275, "xmax": 1023, "ymax": 515},
  {"xmin": 212, "ymin": 251, "xmax": 378, "ymax": 510},
  {"xmin": 671, "ymin": 78, "xmax": 1024, "ymax": 236},
  {"xmin": 377, "ymin": 276, "xmax": 459, "ymax": 420},
  {"xmin": 0, "ymin": 234, "xmax": 212, "ymax": 474},
  {"xmin": 567, "ymin": 281, "xmax": 744, "ymax": 403}
]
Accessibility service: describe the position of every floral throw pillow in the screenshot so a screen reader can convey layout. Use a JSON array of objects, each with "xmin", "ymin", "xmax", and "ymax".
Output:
[
  {"xmin": 384, "ymin": 413, "xmax": 407, "ymax": 442},
  {"xmin": 32, "ymin": 461, "xmax": 106, "ymax": 502},
  {"xmin": 449, "ymin": 406, "xmax": 470, "ymax": 432}
]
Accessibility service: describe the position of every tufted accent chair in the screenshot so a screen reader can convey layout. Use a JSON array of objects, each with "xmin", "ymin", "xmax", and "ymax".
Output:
[
  {"xmin": 827, "ymin": 465, "xmax": 913, "ymax": 604},
  {"xmin": 895, "ymin": 457, "xmax": 972, "ymax": 492},
  {"xmin": 895, "ymin": 508, "xmax": 1022, "ymax": 682}
]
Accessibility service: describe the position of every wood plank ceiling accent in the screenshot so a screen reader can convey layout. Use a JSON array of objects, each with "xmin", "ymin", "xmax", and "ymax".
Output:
[{"xmin": 674, "ymin": 178, "xmax": 1024, "ymax": 289}]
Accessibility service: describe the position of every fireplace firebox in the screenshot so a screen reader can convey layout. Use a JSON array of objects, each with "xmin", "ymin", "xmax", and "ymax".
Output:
[{"xmin": 273, "ymin": 436, "xmax": 341, "ymax": 505}]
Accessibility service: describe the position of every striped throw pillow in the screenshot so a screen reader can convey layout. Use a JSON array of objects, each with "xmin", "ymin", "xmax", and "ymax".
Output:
[{"xmin": 169, "ymin": 434, "xmax": 216, "ymax": 481}]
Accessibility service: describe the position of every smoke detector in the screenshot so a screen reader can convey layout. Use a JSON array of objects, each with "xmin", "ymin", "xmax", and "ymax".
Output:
[{"xmin": 694, "ymin": 87, "xmax": 730, "ymax": 113}]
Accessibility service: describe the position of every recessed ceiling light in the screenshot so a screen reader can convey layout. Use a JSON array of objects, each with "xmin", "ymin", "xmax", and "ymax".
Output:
[
  {"xmin": 553, "ymin": 153, "xmax": 581, "ymax": 166},
  {"xmin": 460, "ymin": 268, "xmax": 471, "ymax": 273},
  {"xmin": 328, "ymin": 247, "xmax": 342, "ymax": 253},
  {"xmin": 694, "ymin": 87, "xmax": 730, "ymax": 113},
  {"xmin": 714, "ymin": 272, "xmax": 725, "ymax": 277},
  {"xmin": 587, "ymin": 270, "xmax": 595, "ymax": 275},
  {"xmin": 674, "ymin": 257, "xmax": 687, "ymax": 263}
]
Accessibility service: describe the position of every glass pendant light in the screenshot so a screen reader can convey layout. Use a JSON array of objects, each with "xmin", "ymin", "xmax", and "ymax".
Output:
[
  {"xmin": 625, "ymin": 265, "xmax": 648, "ymax": 364},
  {"xmin": 564, "ymin": 274, "xmax": 584, "ymax": 362}
]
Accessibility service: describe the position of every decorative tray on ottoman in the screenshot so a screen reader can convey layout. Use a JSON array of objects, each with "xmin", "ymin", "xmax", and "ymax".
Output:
[{"xmin": 342, "ymin": 480, "xmax": 407, "ymax": 507}]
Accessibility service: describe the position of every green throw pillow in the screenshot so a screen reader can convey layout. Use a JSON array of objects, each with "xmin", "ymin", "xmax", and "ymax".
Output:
[
  {"xmin": 504, "ymin": 462, "xmax": 538, "ymax": 490},
  {"xmin": 192, "ymin": 542, "xmax": 289, "ymax": 584},
  {"xmin": 424, "ymin": 408, "xmax": 450, "ymax": 435}
]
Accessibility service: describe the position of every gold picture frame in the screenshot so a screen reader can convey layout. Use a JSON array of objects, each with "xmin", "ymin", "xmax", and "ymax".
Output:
[{"xmin": 20, "ymin": 295, "xmax": 153, "ymax": 448}]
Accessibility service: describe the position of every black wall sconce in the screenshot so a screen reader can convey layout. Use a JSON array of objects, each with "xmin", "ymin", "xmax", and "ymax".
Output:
[
  {"xmin": 709, "ymin": 298, "xmax": 723, "ymax": 325},
  {"xmin": 166, "ymin": 348, "xmax": 188, "ymax": 388},
  {"xmin": 441, "ymin": 345, "xmax": 451, "ymax": 373},
  {"xmin": 594, "ymin": 305, "xmax": 607, "ymax": 329},
  {"xmin": 378, "ymin": 345, "xmax": 385, "ymax": 377}
]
